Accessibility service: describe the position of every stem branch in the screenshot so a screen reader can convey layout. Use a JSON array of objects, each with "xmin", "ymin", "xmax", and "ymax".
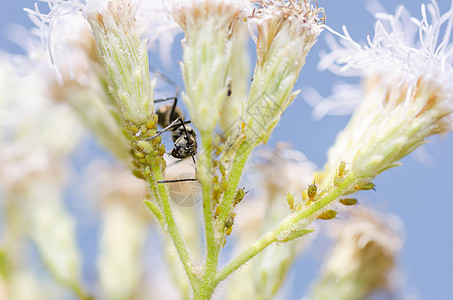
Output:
[
  {"xmin": 217, "ymin": 142, "xmax": 252, "ymax": 231},
  {"xmin": 150, "ymin": 166, "xmax": 197, "ymax": 287},
  {"xmin": 214, "ymin": 173, "xmax": 356, "ymax": 285},
  {"xmin": 199, "ymin": 132, "xmax": 217, "ymax": 277}
]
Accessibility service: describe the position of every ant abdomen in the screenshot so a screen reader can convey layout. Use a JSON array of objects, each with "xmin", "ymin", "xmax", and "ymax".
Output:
[{"xmin": 157, "ymin": 104, "xmax": 184, "ymax": 128}]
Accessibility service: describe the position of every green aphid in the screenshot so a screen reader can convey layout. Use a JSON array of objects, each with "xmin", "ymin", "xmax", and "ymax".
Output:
[
  {"xmin": 286, "ymin": 193, "xmax": 295, "ymax": 210},
  {"xmin": 128, "ymin": 123, "xmax": 140, "ymax": 134},
  {"xmin": 307, "ymin": 182, "xmax": 317, "ymax": 201},
  {"xmin": 132, "ymin": 169, "xmax": 144, "ymax": 179},
  {"xmin": 339, "ymin": 198, "xmax": 358, "ymax": 206},
  {"xmin": 317, "ymin": 210, "xmax": 337, "ymax": 220},
  {"xmin": 354, "ymin": 182, "xmax": 376, "ymax": 191},
  {"xmin": 225, "ymin": 214, "xmax": 236, "ymax": 236},
  {"xmin": 132, "ymin": 160, "xmax": 141, "ymax": 169},
  {"xmin": 137, "ymin": 140, "xmax": 154, "ymax": 154},
  {"xmin": 219, "ymin": 163, "xmax": 226, "ymax": 177},
  {"xmin": 214, "ymin": 205, "xmax": 223, "ymax": 217},
  {"xmin": 338, "ymin": 161, "xmax": 346, "ymax": 176},
  {"xmin": 143, "ymin": 166, "xmax": 151, "ymax": 176},
  {"xmin": 146, "ymin": 117, "xmax": 157, "ymax": 130},
  {"xmin": 159, "ymin": 144, "xmax": 166, "ymax": 155},
  {"xmin": 135, "ymin": 150, "xmax": 145, "ymax": 158},
  {"xmin": 225, "ymin": 216, "xmax": 234, "ymax": 229},
  {"xmin": 233, "ymin": 189, "xmax": 246, "ymax": 206},
  {"xmin": 221, "ymin": 180, "xmax": 229, "ymax": 191}
]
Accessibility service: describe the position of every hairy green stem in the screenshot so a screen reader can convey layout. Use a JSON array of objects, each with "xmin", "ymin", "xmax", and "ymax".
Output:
[
  {"xmin": 217, "ymin": 142, "xmax": 252, "ymax": 231},
  {"xmin": 149, "ymin": 165, "xmax": 197, "ymax": 288},
  {"xmin": 213, "ymin": 173, "xmax": 357, "ymax": 286},
  {"xmin": 143, "ymin": 200, "xmax": 165, "ymax": 229},
  {"xmin": 199, "ymin": 132, "xmax": 217, "ymax": 278}
]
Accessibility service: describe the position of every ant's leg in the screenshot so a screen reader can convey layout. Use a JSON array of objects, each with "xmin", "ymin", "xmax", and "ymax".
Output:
[
  {"xmin": 150, "ymin": 67, "xmax": 181, "ymax": 123},
  {"xmin": 153, "ymin": 95, "xmax": 178, "ymax": 124},
  {"xmin": 154, "ymin": 96, "xmax": 177, "ymax": 103},
  {"xmin": 176, "ymin": 118, "xmax": 197, "ymax": 165},
  {"xmin": 157, "ymin": 157, "xmax": 198, "ymax": 183},
  {"xmin": 149, "ymin": 66, "xmax": 181, "ymax": 97},
  {"xmin": 150, "ymin": 66, "xmax": 180, "ymax": 105},
  {"xmin": 146, "ymin": 117, "xmax": 190, "ymax": 141},
  {"xmin": 157, "ymin": 178, "xmax": 198, "ymax": 183},
  {"xmin": 154, "ymin": 96, "xmax": 178, "ymax": 117}
]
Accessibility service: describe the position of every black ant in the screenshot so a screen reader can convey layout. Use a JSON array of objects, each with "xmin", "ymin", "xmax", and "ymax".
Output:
[{"xmin": 146, "ymin": 69, "xmax": 197, "ymax": 183}]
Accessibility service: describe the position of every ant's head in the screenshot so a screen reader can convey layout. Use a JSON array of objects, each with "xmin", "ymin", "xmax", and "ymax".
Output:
[{"xmin": 171, "ymin": 127, "xmax": 197, "ymax": 159}]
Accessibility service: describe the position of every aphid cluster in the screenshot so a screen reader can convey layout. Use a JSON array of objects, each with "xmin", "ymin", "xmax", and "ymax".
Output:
[
  {"xmin": 128, "ymin": 115, "xmax": 166, "ymax": 181},
  {"xmin": 285, "ymin": 161, "xmax": 371, "ymax": 221},
  {"xmin": 222, "ymin": 188, "xmax": 247, "ymax": 237}
]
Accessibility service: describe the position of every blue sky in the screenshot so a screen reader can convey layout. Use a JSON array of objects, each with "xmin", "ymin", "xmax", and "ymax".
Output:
[{"xmin": 1, "ymin": 1, "xmax": 452, "ymax": 299}]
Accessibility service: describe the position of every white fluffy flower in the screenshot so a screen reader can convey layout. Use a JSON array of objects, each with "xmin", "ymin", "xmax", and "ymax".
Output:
[
  {"xmin": 243, "ymin": 0, "xmax": 324, "ymax": 144},
  {"xmin": 26, "ymin": 0, "xmax": 181, "ymax": 79},
  {"xmin": 312, "ymin": 1, "xmax": 453, "ymax": 179},
  {"xmin": 168, "ymin": 0, "xmax": 252, "ymax": 133},
  {"xmin": 310, "ymin": 0, "xmax": 453, "ymax": 120}
]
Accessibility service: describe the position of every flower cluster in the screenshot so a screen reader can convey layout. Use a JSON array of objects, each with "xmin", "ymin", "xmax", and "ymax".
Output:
[
  {"xmin": 3, "ymin": 0, "xmax": 451, "ymax": 299},
  {"xmin": 317, "ymin": 1, "xmax": 453, "ymax": 181}
]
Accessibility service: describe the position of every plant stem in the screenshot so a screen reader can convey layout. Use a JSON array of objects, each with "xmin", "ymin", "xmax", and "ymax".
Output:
[
  {"xmin": 213, "ymin": 173, "xmax": 357, "ymax": 286},
  {"xmin": 71, "ymin": 283, "xmax": 93, "ymax": 300},
  {"xmin": 143, "ymin": 200, "xmax": 165, "ymax": 229},
  {"xmin": 150, "ymin": 165, "xmax": 197, "ymax": 288},
  {"xmin": 217, "ymin": 141, "xmax": 252, "ymax": 231},
  {"xmin": 199, "ymin": 132, "xmax": 217, "ymax": 277}
]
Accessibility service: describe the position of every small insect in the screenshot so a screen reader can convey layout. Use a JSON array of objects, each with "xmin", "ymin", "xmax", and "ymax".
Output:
[
  {"xmin": 354, "ymin": 182, "xmax": 376, "ymax": 191},
  {"xmin": 317, "ymin": 210, "xmax": 337, "ymax": 220},
  {"xmin": 148, "ymin": 113, "xmax": 197, "ymax": 161},
  {"xmin": 147, "ymin": 69, "xmax": 198, "ymax": 183},
  {"xmin": 286, "ymin": 192, "xmax": 295, "ymax": 211},
  {"xmin": 339, "ymin": 198, "xmax": 358, "ymax": 206},
  {"xmin": 224, "ymin": 213, "xmax": 236, "ymax": 236},
  {"xmin": 307, "ymin": 182, "xmax": 317, "ymax": 201},
  {"xmin": 233, "ymin": 188, "xmax": 248, "ymax": 207}
]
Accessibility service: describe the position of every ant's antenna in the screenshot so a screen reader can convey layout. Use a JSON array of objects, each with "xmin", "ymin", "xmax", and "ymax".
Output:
[{"xmin": 150, "ymin": 66, "xmax": 181, "ymax": 118}]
